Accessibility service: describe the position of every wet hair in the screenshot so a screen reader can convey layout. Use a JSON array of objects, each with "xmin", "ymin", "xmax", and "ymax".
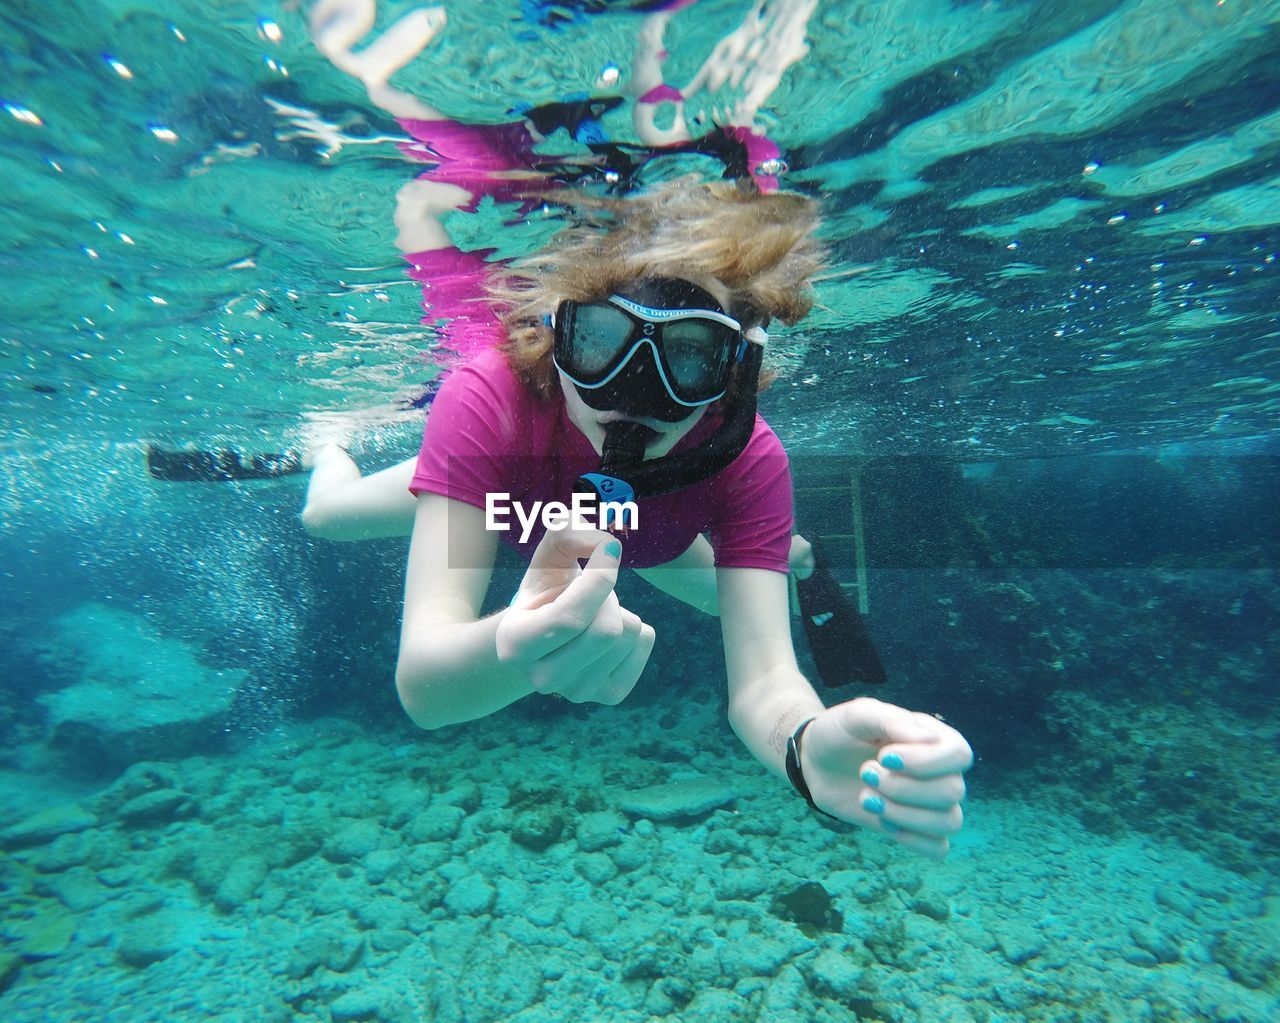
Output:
[{"xmin": 487, "ymin": 177, "xmax": 824, "ymax": 399}]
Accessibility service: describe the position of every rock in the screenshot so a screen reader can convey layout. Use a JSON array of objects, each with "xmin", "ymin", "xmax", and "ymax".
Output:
[
  {"xmin": 1129, "ymin": 922, "xmax": 1180, "ymax": 964},
  {"xmin": 1153, "ymin": 884, "xmax": 1197, "ymax": 919},
  {"xmin": 118, "ymin": 789, "xmax": 193, "ymax": 826},
  {"xmin": 613, "ymin": 837, "xmax": 654, "ymax": 874},
  {"xmin": 42, "ymin": 868, "xmax": 106, "ymax": 913},
  {"xmin": 174, "ymin": 834, "xmax": 239, "ymax": 898},
  {"xmin": 575, "ymin": 852, "xmax": 617, "ymax": 885},
  {"xmin": 734, "ymin": 935, "xmax": 791, "ymax": 977},
  {"xmin": 363, "ymin": 849, "xmax": 402, "ymax": 884},
  {"xmin": 291, "ymin": 767, "xmax": 326, "ymax": 793},
  {"xmin": 1, "ymin": 804, "xmax": 96, "ymax": 849},
  {"xmin": 716, "ymin": 870, "xmax": 767, "ymax": 902},
  {"xmin": 1121, "ymin": 947, "xmax": 1158, "ymax": 968},
  {"xmin": 437, "ymin": 781, "xmax": 481, "ymax": 814},
  {"xmin": 288, "ymin": 932, "xmax": 364, "ymax": 979},
  {"xmin": 214, "ymin": 855, "xmax": 269, "ymax": 913},
  {"xmin": 511, "ymin": 806, "xmax": 568, "ymax": 851},
  {"xmin": 704, "ymin": 828, "xmax": 749, "ymax": 855},
  {"xmin": 805, "ymin": 948, "xmax": 865, "ymax": 1001},
  {"xmin": 761, "ymin": 964, "xmax": 811, "ymax": 1021},
  {"xmin": 116, "ymin": 910, "xmax": 193, "ymax": 968},
  {"xmin": 32, "ymin": 832, "xmax": 93, "ymax": 873},
  {"xmin": 444, "ymin": 874, "xmax": 495, "ymax": 917},
  {"xmin": 525, "ymin": 896, "xmax": 560, "ymax": 928},
  {"xmin": 322, "ymin": 821, "xmax": 384, "ymax": 864},
  {"xmin": 931, "ymin": 996, "xmax": 979, "ymax": 1022},
  {"xmin": 575, "ymin": 810, "xmax": 626, "ymax": 852},
  {"xmin": 407, "ymin": 805, "xmax": 464, "ymax": 843},
  {"xmin": 621, "ymin": 944, "xmax": 680, "ymax": 981},
  {"xmin": 850, "ymin": 874, "xmax": 888, "ymax": 905},
  {"xmin": 16, "ymin": 905, "xmax": 75, "ymax": 959},
  {"xmin": 682, "ymin": 989, "xmax": 751, "ymax": 1023},
  {"xmin": 354, "ymin": 899, "xmax": 409, "ymax": 933},
  {"xmin": 97, "ymin": 866, "xmax": 132, "ymax": 888},
  {"xmin": 0, "ymin": 952, "xmax": 20, "ymax": 992},
  {"xmin": 1212, "ymin": 921, "xmax": 1280, "ymax": 990},
  {"xmin": 618, "ymin": 777, "xmax": 738, "ymax": 823},
  {"xmin": 456, "ymin": 943, "xmax": 543, "ymax": 1021},
  {"xmin": 36, "ymin": 604, "xmax": 245, "ymax": 772},
  {"xmin": 770, "ymin": 881, "xmax": 843, "ymax": 936},
  {"xmin": 370, "ymin": 930, "xmax": 411, "ymax": 954},
  {"xmin": 97, "ymin": 762, "xmax": 184, "ymax": 812},
  {"xmin": 911, "ymin": 891, "xmax": 951, "ymax": 921},
  {"xmin": 329, "ymin": 988, "xmax": 381, "ymax": 1022},
  {"xmin": 997, "ymin": 930, "xmax": 1045, "ymax": 965},
  {"xmin": 644, "ymin": 976, "xmax": 694, "ymax": 1015}
]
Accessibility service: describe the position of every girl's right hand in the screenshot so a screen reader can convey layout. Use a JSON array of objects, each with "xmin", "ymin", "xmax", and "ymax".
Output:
[{"xmin": 495, "ymin": 528, "xmax": 655, "ymax": 705}]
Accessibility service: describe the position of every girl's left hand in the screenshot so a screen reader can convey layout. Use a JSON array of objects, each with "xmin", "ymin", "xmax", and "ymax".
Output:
[{"xmin": 801, "ymin": 697, "xmax": 973, "ymax": 860}]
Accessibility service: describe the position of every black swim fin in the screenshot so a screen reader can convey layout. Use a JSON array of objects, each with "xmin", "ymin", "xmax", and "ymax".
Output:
[
  {"xmin": 796, "ymin": 543, "xmax": 887, "ymax": 688},
  {"xmin": 146, "ymin": 445, "xmax": 302, "ymax": 482}
]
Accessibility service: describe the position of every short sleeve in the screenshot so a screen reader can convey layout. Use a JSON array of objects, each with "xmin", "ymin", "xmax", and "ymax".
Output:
[
  {"xmin": 409, "ymin": 351, "xmax": 527, "ymax": 509},
  {"xmin": 707, "ymin": 418, "xmax": 794, "ymax": 573}
]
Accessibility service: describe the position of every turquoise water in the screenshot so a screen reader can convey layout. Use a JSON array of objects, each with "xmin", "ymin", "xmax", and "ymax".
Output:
[{"xmin": 2, "ymin": 1, "xmax": 1278, "ymax": 1020}]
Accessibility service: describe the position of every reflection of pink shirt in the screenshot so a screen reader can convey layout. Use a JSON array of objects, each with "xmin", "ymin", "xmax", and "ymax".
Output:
[{"xmin": 411, "ymin": 349, "xmax": 793, "ymax": 572}]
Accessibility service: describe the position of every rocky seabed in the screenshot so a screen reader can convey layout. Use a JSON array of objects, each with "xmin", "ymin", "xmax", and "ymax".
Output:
[{"xmin": 1, "ymin": 705, "xmax": 1277, "ymax": 1023}]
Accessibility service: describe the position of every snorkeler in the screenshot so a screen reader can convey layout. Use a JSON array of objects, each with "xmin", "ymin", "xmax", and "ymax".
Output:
[
  {"xmin": 385, "ymin": 179, "xmax": 971, "ymax": 859},
  {"xmin": 174, "ymin": 0, "xmax": 970, "ymax": 856}
]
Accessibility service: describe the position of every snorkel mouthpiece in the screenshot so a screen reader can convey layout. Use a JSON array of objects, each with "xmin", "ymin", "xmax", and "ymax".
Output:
[
  {"xmin": 573, "ymin": 420, "xmax": 657, "ymax": 520},
  {"xmin": 601, "ymin": 420, "xmax": 658, "ymax": 469}
]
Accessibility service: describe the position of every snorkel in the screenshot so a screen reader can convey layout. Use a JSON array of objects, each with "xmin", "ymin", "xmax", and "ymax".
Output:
[{"xmin": 575, "ymin": 327, "xmax": 766, "ymax": 506}]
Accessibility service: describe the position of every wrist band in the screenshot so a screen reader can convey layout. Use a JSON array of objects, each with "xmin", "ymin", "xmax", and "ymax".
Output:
[{"xmin": 785, "ymin": 718, "xmax": 840, "ymax": 820}]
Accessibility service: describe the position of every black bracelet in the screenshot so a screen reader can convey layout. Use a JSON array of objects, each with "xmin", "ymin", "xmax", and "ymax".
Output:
[{"xmin": 785, "ymin": 717, "xmax": 840, "ymax": 820}]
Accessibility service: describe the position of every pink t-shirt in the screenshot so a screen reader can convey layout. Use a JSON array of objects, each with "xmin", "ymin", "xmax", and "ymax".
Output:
[{"xmin": 410, "ymin": 349, "xmax": 793, "ymax": 572}]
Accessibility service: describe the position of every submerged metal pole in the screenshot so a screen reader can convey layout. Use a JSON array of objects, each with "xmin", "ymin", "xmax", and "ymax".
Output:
[{"xmin": 850, "ymin": 466, "xmax": 869, "ymax": 615}]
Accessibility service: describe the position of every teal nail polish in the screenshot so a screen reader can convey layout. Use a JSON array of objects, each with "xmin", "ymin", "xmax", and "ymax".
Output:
[
  {"xmin": 861, "ymin": 768, "xmax": 880, "ymax": 787},
  {"xmin": 604, "ymin": 540, "xmax": 622, "ymax": 559},
  {"xmin": 862, "ymin": 795, "xmax": 885, "ymax": 816},
  {"xmin": 881, "ymin": 753, "xmax": 904, "ymax": 770}
]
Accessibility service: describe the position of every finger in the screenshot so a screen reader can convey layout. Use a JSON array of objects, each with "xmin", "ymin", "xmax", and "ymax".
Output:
[
  {"xmin": 884, "ymin": 825, "xmax": 950, "ymax": 862},
  {"xmin": 859, "ymin": 759, "xmax": 966, "ymax": 811},
  {"xmin": 877, "ymin": 800, "xmax": 964, "ymax": 838},
  {"xmin": 827, "ymin": 698, "xmax": 941, "ymax": 750},
  {"xmin": 877, "ymin": 720, "xmax": 974, "ymax": 780},
  {"xmin": 555, "ymin": 537, "xmax": 626, "ymax": 614},
  {"xmin": 538, "ymin": 615, "xmax": 651, "ymax": 705},
  {"xmin": 513, "ymin": 527, "xmax": 610, "ymax": 609},
  {"xmin": 529, "ymin": 600, "xmax": 636, "ymax": 695},
  {"xmin": 527, "ymin": 525, "xmax": 616, "ymax": 574},
  {"xmin": 513, "ymin": 540, "xmax": 624, "ymax": 660},
  {"xmin": 592, "ymin": 620, "xmax": 655, "ymax": 705}
]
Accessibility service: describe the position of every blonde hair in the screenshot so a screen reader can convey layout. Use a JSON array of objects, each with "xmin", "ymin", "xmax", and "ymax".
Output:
[{"xmin": 487, "ymin": 178, "xmax": 824, "ymax": 398}]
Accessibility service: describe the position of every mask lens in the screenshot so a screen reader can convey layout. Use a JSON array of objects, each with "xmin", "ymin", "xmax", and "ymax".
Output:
[
  {"xmin": 564, "ymin": 303, "xmax": 635, "ymax": 378},
  {"xmin": 661, "ymin": 319, "xmax": 733, "ymax": 397}
]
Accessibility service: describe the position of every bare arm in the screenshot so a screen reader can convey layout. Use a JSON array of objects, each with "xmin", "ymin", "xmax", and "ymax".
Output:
[
  {"xmin": 633, "ymin": 534, "xmax": 720, "ymax": 616},
  {"xmin": 396, "ymin": 493, "xmax": 656, "ymax": 730},
  {"xmin": 718, "ymin": 565, "xmax": 973, "ymax": 859},
  {"xmin": 301, "ymin": 449, "xmax": 419, "ymax": 541},
  {"xmin": 718, "ymin": 566, "xmax": 823, "ymax": 777},
  {"xmin": 396, "ymin": 494, "xmax": 535, "ymax": 728}
]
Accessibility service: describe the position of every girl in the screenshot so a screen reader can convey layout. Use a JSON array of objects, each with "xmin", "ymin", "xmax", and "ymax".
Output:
[{"xmin": 307, "ymin": 178, "xmax": 972, "ymax": 860}]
